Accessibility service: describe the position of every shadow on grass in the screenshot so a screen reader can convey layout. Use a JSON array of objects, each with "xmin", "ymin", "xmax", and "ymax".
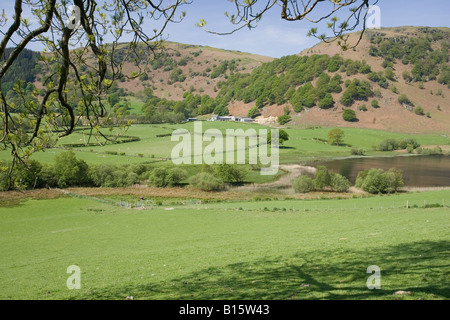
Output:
[{"xmin": 78, "ymin": 240, "xmax": 450, "ymax": 300}]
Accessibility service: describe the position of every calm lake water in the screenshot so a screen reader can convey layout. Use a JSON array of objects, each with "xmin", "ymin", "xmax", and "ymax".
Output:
[{"xmin": 313, "ymin": 155, "xmax": 450, "ymax": 187}]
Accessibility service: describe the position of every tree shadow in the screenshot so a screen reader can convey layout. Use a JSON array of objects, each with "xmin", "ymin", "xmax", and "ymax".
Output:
[{"xmin": 77, "ymin": 240, "xmax": 450, "ymax": 300}]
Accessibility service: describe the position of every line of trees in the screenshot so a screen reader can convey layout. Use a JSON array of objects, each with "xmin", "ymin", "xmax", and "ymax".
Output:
[
  {"xmin": 0, "ymin": 151, "xmax": 248, "ymax": 192},
  {"xmin": 293, "ymin": 166, "xmax": 405, "ymax": 195},
  {"xmin": 292, "ymin": 166, "xmax": 351, "ymax": 194}
]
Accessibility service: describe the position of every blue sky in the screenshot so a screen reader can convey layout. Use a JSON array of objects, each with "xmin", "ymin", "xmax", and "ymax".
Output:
[
  {"xmin": 2, "ymin": 0, "xmax": 450, "ymax": 58},
  {"xmin": 163, "ymin": 0, "xmax": 450, "ymax": 57}
]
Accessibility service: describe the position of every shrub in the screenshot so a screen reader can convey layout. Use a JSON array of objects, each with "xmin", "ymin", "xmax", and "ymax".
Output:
[
  {"xmin": 351, "ymin": 148, "xmax": 365, "ymax": 156},
  {"xmin": 189, "ymin": 172, "xmax": 224, "ymax": 191},
  {"xmin": 313, "ymin": 166, "xmax": 332, "ymax": 191},
  {"xmin": 358, "ymin": 104, "xmax": 367, "ymax": 112},
  {"xmin": 340, "ymin": 79, "xmax": 373, "ymax": 107},
  {"xmin": 385, "ymin": 67, "xmax": 395, "ymax": 80},
  {"xmin": 342, "ymin": 109, "xmax": 357, "ymax": 122},
  {"xmin": 416, "ymin": 146, "xmax": 443, "ymax": 155},
  {"xmin": 355, "ymin": 168, "xmax": 404, "ymax": 194},
  {"xmin": 391, "ymin": 86, "xmax": 399, "ymax": 94},
  {"xmin": 53, "ymin": 151, "xmax": 91, "ymax": 188},
  {"xmin": 278, "ymin": 114, "xmax": 291, "ymax": 125},
  {"xmin": 377, "ymin": 138, "xmax": 420, "ymax": 151},
  {"xmin": 0, "ymin": 160, "xmax": 43, "ymax": 190},
  {"xmin": 367, "ymin": 72, "xmax": 380, "ymax": 82},
  {"xmin": 214, "ymin": 164, "xmax": 246, "ymax": 184},
  {"xmin": 327, "ymin": 128, "xmax": 345, "ymax": 145},
  {"xmin": 402, "ymin": 71, "xmax": 412, "ymax": 82},
  {"xmin": 398, "ymin": 138, "xmax": 420, "ymax": 150},
  {"xmin": 414, "ymin": 106, "xmax": 425, "ymax": 115},
  {"xmin": 377, "ymin": 138, "xmax": 399, "ymax": 151},
  {"xmin": 149, "ymin": 167, "xmax": 187, "ymax": 187},
  {"xmin": 371, "ymin": 99, "xmax": 379, "ymax": 108},
  {"xmin": 247, "ymin": 106, "xmax": 259, "ymax": 118},
  {"xmin": 149, "ymin": 168, "xmax": 169, "ymax": 188},
  {"xmin": 318, "ymin": 93, "xmax": 334, "ymax": 109},
  {"xmin": 330, "ymin": 173, "xmax": 351, "ymax": 193},
  {"xmin": 398, "ymin": 94, "xmax": 414, "ymax": 106},
  {"xmin": 267, "ymin": 129, "xmax": 289, "ymax": 145},
  {"xmin": 166, "ymin": 168, "xmax": 187, "ymax": 187},
  {"xmin": 292, "ymin": 175, "xmax": 314, "ymax": 193}
]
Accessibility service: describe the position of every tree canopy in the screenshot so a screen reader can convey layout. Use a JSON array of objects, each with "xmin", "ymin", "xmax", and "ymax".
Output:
[
  {"xmin": 0, "ymin": 0, "xmax": 189, "ymax": 188},
  {"xmin": 0, "ymin": 0, "xmax": 377, "ymax": 189}
]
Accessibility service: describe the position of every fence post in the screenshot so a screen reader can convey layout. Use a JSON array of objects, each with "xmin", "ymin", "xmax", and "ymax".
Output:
[{"xmin": 406, "ymin": 200, "xmax": 409, "ymax": 209}]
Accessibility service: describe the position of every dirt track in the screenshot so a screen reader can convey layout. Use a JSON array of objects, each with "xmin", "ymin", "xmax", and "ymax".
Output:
[{"xmin": 234, "ymin": 164, "xmax": 317, "ymax": 193}]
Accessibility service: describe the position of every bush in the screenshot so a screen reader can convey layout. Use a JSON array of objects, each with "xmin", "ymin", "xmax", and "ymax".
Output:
[
  {"xmin": 214, "ymin": 164, "xmax": 246, "ymax": 184},
  {"xmin": 313, "ymin": 166, "xmax": 332, "ymax": 191},
  {"xmin": 371, "ymin": 99, "xmax": 379, "ymax": 108},
  {"xmin": 358, "ymin": 104, "xmax": 367, "ymax": 112},
  {"xmin": 247, "ymin": 106, "xmax": 259, "ymax": 118},
  {"xmin": 149, "ymin": 168, "xmax": 169, "ymax": 188},
  {"xmin": 318, "ymin": 93, "xmax": 334, "ymax": 109},
  {"xmin": 342, "ymin": 109, "xmax": 357, "ymax": 122},
  {"xmin": 267, "ymin": 129, "xmax": 289, "ymax": 145},
  {"xmin": 189, "ymin": 172, "xmax": 224, "ymax": 191},
  {"xmin": 398, "ymin": 94, "xmax": 414, "ymax": 106},
  {"xmin": 0, "ymin": 160, "xmax": 43, "ymax": 190},
  {"xmin": 351, "ymin": 148, "xmax": 365, "ymax": 156},
  {"xmin": 292, "ymin": 175, "xmax": 314, "ymax": 193},
  {"xmin": 416, "ymin": 146, "xmax": 443, "ymax": 155},
  {"xmin": 355, "ymin": 168, "xmax": 404, "ymax": 194},
  {"xmin": 377, "ymin": 138, "xmax": 420, "ymax": 151},
  {"xmin": 377, "ymin": 138, "xmax": 399, "ymax": 151},
  {"xmin": 166, "ymin": 167, "xmax": 187, "ymax": 186},
  {"xmin": 327, "ymin": 128, "xmax": 345, "ymax": 145},
  {"xmin": 414, "ymin": 106, "xmax": 425, "ymax": 115},
  {"xmin": 330, "ymin": 173, "xmax": 351, "ymax": 193},
  {"xmin": 53, "ymin": 151, "xmax": 91, "ymax": 188},
  {"xmin": 398, "ymin": 138, "xmax": 420, "ymax": 150},
  {"xmin": 149, "ymin": 167, "xmax": 187, "ymax": 187},
  {"xmin": 340, "ymin": 79, "xmax": 373, "ymax": 107},
  {"xmin": 306, "ymin": 166, "xmax": 352, "ymax": 193},
  {"xmin": 278, "ymin": 114, "xmax": 291, "ymax": 125}
]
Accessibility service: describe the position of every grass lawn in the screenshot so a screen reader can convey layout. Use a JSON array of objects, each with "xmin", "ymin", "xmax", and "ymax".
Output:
[
  {"xmin": 0, "ymin": 190, "xmax": 448, "ymax": 300},
  {"xmin": 3, "ymin": 123, "xmax": 449, "ymax": 164}
]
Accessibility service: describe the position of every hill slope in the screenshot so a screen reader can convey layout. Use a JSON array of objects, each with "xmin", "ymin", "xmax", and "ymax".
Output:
[
  {"xmin": 215, "ymin": 26, "xmax": 449, "ymax": 134},
  {"xmin": 5, "ymin": 26, "xmax": 450, "ymax": 134},
  {"xmin": 111, "ymin": 41, "xmax": 274, "ymax": 100},
  {"xmin": 287, "ymin": 26, "xmax": 450, "ymax": 133}
]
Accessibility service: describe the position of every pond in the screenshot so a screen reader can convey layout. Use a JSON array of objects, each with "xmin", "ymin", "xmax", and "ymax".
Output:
[{"xmin": 313, "ymin": 155, "xmax": 450, "ymax": 187}]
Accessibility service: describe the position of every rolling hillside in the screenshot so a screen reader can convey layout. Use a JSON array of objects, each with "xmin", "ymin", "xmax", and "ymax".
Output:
[
  {"xmin": 212, "ymin": 26, "xmax": 450, "ymax": 134},
  {"xmin": 5, "ymin": 26, "xmax": 450, "ymax": 134},
  {"xmin": 290, "ymin": 26, "xmax": 450, "ymax": 133},
  {"xmin": 108, "ymin": 41, "xmax": 274, "ymax": 100}
]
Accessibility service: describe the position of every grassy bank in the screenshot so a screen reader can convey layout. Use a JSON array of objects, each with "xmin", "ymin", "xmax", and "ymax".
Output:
[{"xmin": 0, "ymin": 190, "xmax": 448, "ymax": 300}]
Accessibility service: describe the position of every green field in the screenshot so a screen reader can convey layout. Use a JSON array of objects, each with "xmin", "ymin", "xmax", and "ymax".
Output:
[
  {"xmin": 0, "ymin": 190, "xmax": 449, "ymax": 300},
  {"xmin": 1, "ymin": 123, "xmax": 449, "ymax": 167}
]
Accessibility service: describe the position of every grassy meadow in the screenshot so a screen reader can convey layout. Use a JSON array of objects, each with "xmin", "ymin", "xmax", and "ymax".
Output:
[
  {"xmin": 1, "ymin": 122, "xmax": 448, "ymax": 167},
  {"xmin": 0, "ymin": 190, "xmax": 448, "ymax": 300},
  {"xmin": 0, "ymin": 121, "xmax": 449, "ymax": 300}
]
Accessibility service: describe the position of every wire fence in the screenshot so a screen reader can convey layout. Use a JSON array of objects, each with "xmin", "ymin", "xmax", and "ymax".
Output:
[{"xmin": 58, "ymin": 188, "xmax": 449, "ymax": 212}]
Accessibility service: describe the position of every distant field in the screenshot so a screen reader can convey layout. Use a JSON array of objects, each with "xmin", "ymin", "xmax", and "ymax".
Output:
[
  {"xmin": 0, "ymin": 190, "xmax": 448, "ymax": 300},
  {"xmin": 1, "ymin": 123, "xmax": 448, "ymax": 167}
]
